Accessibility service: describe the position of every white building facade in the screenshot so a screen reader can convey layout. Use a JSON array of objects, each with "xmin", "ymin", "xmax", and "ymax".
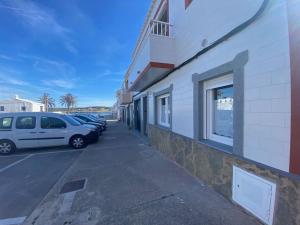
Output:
[
  {"xmin": 116, "ymin": 1, "xmax": 300, "ymax": 224},
  {"xmin": 0, "ymin": 95, "xmax": 45, "ymax": 113}
]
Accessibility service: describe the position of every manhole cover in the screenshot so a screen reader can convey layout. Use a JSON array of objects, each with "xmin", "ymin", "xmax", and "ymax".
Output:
[{"xmin": 60, "ymin": 179, "xmax": 86, "ymax": 194}]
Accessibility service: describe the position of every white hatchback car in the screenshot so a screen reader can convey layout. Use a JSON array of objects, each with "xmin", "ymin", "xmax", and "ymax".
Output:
[{"xmin": 0, "ymin": 112, "xmax": 99, "ymax": 155}]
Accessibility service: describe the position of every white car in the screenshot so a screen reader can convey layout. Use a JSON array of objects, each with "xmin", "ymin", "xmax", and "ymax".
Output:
[{"xmin": 0, "ymin": 112, "xmax": 99, "ymax": 155}]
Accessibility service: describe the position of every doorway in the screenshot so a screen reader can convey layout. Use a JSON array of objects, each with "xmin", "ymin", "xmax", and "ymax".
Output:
[
  {"xmin": 142, "ymin": 96, "xmax": 148, "ymax": 136},
  {"xmin": 134, "ymin": 99, "xmax": 141, "ymax": 132}
]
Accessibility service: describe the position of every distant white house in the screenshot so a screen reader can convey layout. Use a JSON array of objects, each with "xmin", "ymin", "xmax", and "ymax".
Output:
[{"xmin": 0, "ymin": 95, "xmax": 45, "ymax": 113}]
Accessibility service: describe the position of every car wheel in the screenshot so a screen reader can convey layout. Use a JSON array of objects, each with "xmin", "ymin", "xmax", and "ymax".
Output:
[
  {"xmin": 70, "ymin": 135, "xmax": 86, "ymax": 149},
  {"xmin": 0, "ymin": 140, "xmax": 16, "ymax": 155}
]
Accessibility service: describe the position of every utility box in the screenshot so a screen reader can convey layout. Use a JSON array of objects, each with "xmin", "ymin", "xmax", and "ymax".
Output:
[{"xmin": 232, "ymin": 166, "xmax": 276, "ymax": 225}]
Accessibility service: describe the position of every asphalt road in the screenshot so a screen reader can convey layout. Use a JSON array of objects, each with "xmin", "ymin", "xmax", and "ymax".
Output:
[{"xmin": 0, "ymin": 147, "xmax": 82, "ymax": 224}]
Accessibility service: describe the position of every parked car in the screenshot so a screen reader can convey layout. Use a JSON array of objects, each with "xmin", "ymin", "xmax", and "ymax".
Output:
[
  {"xmin": 0, "ymin": 112, "xmax": 99, "ymax": 155},
  {"xmin": 71, "ymin": 116, "xmax": 103, "ymax": 135},
  {"xmin": 73, "ymin": 114, "xmax": 107, "ymax": 130},
  {"xmin": 88, "ymin": 114, "xmax": 107, "ymax": 126},
  {"xmin": 91, "ymin": 113, "xmax": 108, "ymax": 123}
]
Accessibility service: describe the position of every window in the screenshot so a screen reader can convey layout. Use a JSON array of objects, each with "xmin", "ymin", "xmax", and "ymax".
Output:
[
  {"xmin": 204, "ymin": 75, "xmax": 233, "ymax": 146},
  {"xmin": 157, "ymin": 94, "xmax": 171, "ymax": 127},
  {"xmin": 21, "ymin": 106, "xmax": 26, "ymax": 112},
  {"xmin": 40, "ymin": 106, "xmax": 44, "ymax": 112},
  {"xmin": 0, "ymin": 117, "xmax": 13, "ymax": 130},
  {"xmin": 0, "ymin": 106, "xmax": 4, "ymax": 111},
  {"xmin": 41, "ymin": 117, "xmax": 67, "ymax": 129},
  {"xmin": 16, "ymin": 116, "xmax": 36, "ymax": 129},
  {"xmin": 185, "ymin": 0, "xmax": 193, "ymax": 9}
]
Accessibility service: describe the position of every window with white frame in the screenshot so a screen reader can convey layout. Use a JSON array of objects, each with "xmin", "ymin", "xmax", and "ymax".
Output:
[
  {"xmin": 203, "ymin": 74, "xmax": 233, "ymax": 146},
  {"xmin": 157, "ymin": 94, "xmax": 171, "ymax": 127}
]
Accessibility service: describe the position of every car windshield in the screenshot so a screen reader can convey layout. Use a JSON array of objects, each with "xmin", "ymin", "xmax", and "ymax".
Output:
[
  {"xmin": 72, "ymin": 116, "xmax": 85, "ymax": 124},
  {"xmin": 87, "ymin": 115, "xmax": 98, "ymax": 120},
  {"xmin": 79, "ymin": 115, "xmax": 96, "ymax": 122},
  {"xmin": 61, "ymin": 115, "xmax": 81, "ymax": 126}
]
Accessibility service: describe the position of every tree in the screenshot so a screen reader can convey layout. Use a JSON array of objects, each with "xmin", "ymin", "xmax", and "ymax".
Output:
[
  {"xmin": 60, "ymin": 93, "xmax": 76, "ymax": 113},
  {"xmin": 39, "ymin": 93, "xmax": 55, "ymax": 112}
]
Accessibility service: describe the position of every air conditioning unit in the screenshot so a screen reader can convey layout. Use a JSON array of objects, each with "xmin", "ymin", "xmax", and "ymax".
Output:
[{"xmin": 232, "ymin": 166, "xmax": 276, "ymax": 225}]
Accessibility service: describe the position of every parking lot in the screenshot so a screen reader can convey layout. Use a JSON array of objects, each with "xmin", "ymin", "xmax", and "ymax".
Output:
[
  {"xmin": 0, "ymin": 147, "xmax": 82, "ymax": 224},
  {"xmin": 0, "ymin": 121, "xmax": 262, "ymax": 225}
]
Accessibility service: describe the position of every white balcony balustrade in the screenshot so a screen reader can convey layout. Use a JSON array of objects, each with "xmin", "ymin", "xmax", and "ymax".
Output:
[
  {"xmin": 127, "ymin": 20, "xmax": 175, "ymax": 91},
  {"xmin": 150, "ymin": 20, "xmax": 171, "ymax": 37},
  {"xmin": 117, "ymin": 89, "xmax": 133, "ymax": 105}
]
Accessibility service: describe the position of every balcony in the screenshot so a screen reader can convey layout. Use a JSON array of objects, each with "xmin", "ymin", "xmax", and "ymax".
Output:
[
  {"xmin": 127, "ymin": 20, "xmax": 175, "ymax": 92},
  {"xmin": 117, "ymin": 89, "xmax": 133, "ymax": 105}
]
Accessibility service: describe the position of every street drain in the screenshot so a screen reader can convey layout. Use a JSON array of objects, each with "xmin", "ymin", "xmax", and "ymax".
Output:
[{"xmin": 60, "ymin": 179, "xmax": 86, "ymax": 194}]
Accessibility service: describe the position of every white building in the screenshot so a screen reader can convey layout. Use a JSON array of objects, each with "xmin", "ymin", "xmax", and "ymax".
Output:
[
  {"xmin": 0, "ymin": 95, "xmax": 45, "ymax": 113},
  {"xmin": 116, "ymin": 0, "xmax": 300, "ymax": 224}
]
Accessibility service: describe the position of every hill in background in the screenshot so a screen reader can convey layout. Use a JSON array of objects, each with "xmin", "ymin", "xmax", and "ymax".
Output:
[{"xmin": 50, "ymin": 106, "xmax": 111, "ymax": 113}]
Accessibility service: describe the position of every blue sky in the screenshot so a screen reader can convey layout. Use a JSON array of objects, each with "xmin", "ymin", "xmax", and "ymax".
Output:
[{"xmin": 0, "ymin": 0, "xmax": 151, "ymax": 107}]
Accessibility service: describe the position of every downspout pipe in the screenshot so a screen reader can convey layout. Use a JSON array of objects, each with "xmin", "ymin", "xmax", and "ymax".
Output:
[{"xmin": 134, "ymin": 0, "xmax": 269, "ymax": 96}]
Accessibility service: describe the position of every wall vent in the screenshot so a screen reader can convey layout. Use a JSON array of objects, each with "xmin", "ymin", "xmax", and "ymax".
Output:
[{"xmin": 232, "ymin": 166, "xmax": 276, "ymax": 225}]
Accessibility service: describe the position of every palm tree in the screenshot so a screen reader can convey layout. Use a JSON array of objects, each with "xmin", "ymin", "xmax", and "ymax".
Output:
[
  {"xmin": 39, "ymin": 93, "xmax": 55, "ymax": 112},
  {"xmin": 60, "ymin": 93, "xmax": 76, "ymax": 113}
]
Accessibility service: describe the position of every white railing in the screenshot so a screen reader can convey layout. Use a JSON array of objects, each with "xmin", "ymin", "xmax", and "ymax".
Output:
[
  {"xmin": 119, "ymin": 89, "xmax": 132, "ymax": 104},
  {"xmin": 127, "ymin": 20, "xmax": 173, "ymax": 83},
  {"xmin": 150, "ymin": 20, "xmax": 171, "ymax": 37}
]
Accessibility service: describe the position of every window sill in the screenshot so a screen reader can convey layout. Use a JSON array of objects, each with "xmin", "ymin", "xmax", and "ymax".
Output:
[{"xmin": 198, "ymin": 139, "xmax": 233, "ymax": 154}]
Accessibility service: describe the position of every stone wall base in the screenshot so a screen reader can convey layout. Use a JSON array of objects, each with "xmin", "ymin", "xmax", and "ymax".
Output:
[{"xmin": 148, "ymin": 125, "xmax": 300, "ymax": 225}]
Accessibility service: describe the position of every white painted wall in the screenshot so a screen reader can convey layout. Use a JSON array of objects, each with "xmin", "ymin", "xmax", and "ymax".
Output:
[
  {"xmin": 0, "ymin": 99, "xmax": 44, "ymax": 113},
  {"xmin": 134, "ymin": 0, "xmax": 291, "ymax": 172}
]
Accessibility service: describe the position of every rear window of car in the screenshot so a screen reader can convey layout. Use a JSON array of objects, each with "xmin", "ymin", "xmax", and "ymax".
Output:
[
  {"xmin": 16, "ymin": 116, "xmax": 36, "ymax": 129},
  {"xmin": 0, "ymin": 117, "xmax": 13, "ymax": 130}
]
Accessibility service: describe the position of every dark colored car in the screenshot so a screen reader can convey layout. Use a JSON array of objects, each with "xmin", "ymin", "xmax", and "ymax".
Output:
[
  {"xmin": 72, "ymin": 116, "xmax": 103, "ymax": 136},
  {"xmin": 85, "ymin": 129, "xmax": 99, "ymax": 144},
  {"xmin": 73, "ymin": 114, "xmax": 106, "ymax": 131},
  {"xmin": 85, "ymin": 114, "xmax": 107, "ymax": 128}
]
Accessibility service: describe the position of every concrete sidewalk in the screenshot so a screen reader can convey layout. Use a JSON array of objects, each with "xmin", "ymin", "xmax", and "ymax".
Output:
[{"xmin": 24, "ymin": 122, "xmax": 262, "ymax": 225}]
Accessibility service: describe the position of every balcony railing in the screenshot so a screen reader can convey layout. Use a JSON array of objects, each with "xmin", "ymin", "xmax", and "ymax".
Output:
[
  {"xmin": 150, "ymin": 20, "xmax": 171, "ymax": 37},
  {"xmin": 117, "ymin": 89, "xmax": 133, "ymax": 105},
  {"xmin": 132, "ymin": 20, "xmax": 172, "ymax": 61},
  {"xmin": 126, "ymin": 19, "xmax": 175, "ymax": 91}
]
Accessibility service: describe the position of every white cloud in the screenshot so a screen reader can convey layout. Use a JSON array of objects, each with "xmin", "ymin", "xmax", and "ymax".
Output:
[
  {"xmin": 97, "ymin": 69, "xmax": 125, "ymax": 79},
  {"xmin": 20, "ymin": 54, "xmax": 76, "ymax": 77},
  {"xmin": 0, "ymin": 0, "xmax": 77, "ymax": 54},
  {"xmin": 0, "ymin": 54, "xmax": 14, "ymax": 61},
  {"xmin": 43, "ymin": 79, "xmax": 76, "ymax": 89},
  {"xmin": 0, "ymin": 85, "xmax": 30, "ymax": 99},
  {"xmin": 0, "ymin": 69, "xmax": 29, "ymax": 86}
]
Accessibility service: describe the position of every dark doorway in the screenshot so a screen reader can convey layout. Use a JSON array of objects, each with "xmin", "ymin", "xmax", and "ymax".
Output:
[
  {"xmin": 143, "ymin": 96, "xmax": 148, "ymax": 136},
  {"xmin": 127, "ymin": 106, "xmax": 130, "ymax": 126},
  {"xmin": 134, "ymin": 99, "xmax": 141, "ymax": 132},
  {"xmin": 122, "ymin": 108, "xmax": 126, "ymax": 123}
]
